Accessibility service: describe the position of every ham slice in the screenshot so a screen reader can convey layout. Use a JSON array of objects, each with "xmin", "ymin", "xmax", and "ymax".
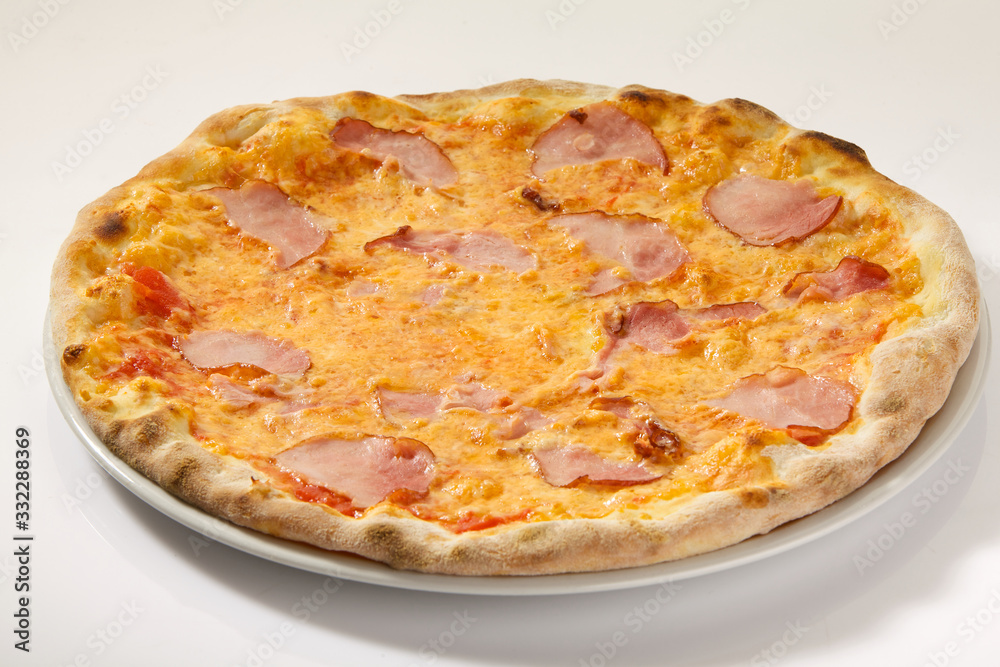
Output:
[
  {"xmin": 551, "ymin": 212, "xmax": 689, "ymax": 294},
  {"xmin": 377, "ymin": 387, "xmax": 443, "ymax": 421},
  {"xmin": 277, "ymin": 436, "xmax": 435, "ymax": 509},
  {"xmin": 365, "ymin": 226, "xmax": 536, "ymax": 273},
  {"xmin": 207, "ymin": 373, "xmax": 260, "ymax": 407},
  {"xmin": 704, "ymin": 175, "xmax": 841, "ymax": 246},
  {"xmin": 783, "ymin": 256, "xmax": 891, "ymax": 301},
  {"xmin": 690, "ymin": 302, "xmax": 766, "ymax": 321},
  {"xmin": 331, "ymin": 118, "xmax": 458, "ymax": 188},
  {"xmin": 614, "ymin": 301, "xmax": 690, "ymax": 354},
  {"xmin": 178, "ymin": 330, "xmax": 310, "ymax": 376},
  {"xmin": 208, "ymin": 181, "xmax": 328, "ymax": 269},
  {"xmin": 531, "ymin": 446, "xmax": 661, "ymax": 487},
  {"xmin": 440, "ymin": 382, "xmax": 507, "ymax": 412},
  {"xmin": 531, "ymin": 102, "xmax": 668, "ymax": 177},
  {"xmin": 377, "ymin": 383, "xmax": 551, "ymax": 439},
  {"xmin": 705, "ymin": 367, "xmax": 856, "ymax": 433}
]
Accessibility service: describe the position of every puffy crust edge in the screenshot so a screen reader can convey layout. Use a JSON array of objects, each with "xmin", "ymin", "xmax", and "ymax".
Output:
[{"xmin": 50, "ymin": 80, "xmax": 980, "ymax": 575}]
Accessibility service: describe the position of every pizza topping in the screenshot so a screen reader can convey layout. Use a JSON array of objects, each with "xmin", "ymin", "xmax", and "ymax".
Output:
[
  {"xmin": 690, "ymin": 302, "xmax": 767, "ymax": 321},
  {"xmin": 331, "ymin": 118, "xmax": 458, "ymax": 188},
  {"xmin": 377, "ymin": 387, "xmax": 442, "ymax": 421},
  {"xmin": 590, "ymin": 397, "xmax": 683, "ymax": 460},
  {"xmin": 208, "ymin": 181, "xmax": 329, "ymax": 269},
  {"xmin": 531, "ymin": 445, "xmax": 661, "ymax": 487},
  {"xmin": 530, "ymin": 102, "xmax": 668, "ymax": 177},
  {"xmin": 704, "ymin": 175, "xmax": 841, "ymax": 246},
  {"xmin": 705, "ymin": 367, "xmax": 856, "ymax": 433},
  {"xmin": 521, "ymin": 186, "xmax": 560, "ymax": 211},
  {"xmin": 378, "ymin": 383, "xmax": 550, "ymax": 439},
  {"xmin": 207, "ymin": 374, "xmax": 260, "ymax": 407},
  {"xmin": 441, "ymin": 381, "xmax": 508, "ymax": 411},
  {"xmin": 783, "ymin": 256, "xmax": 891, "ymax": 301},
  {"xmin": 276, "ymin": 436, "xmax": 435, "ymax": 509},
  {"xmin": 120, "ymin": 263, "xmax": 189, "ymax": 318},
  {"xmin": 178, "ymin": 330, "xmax": 311, "ymax": 377},
  {"xmin": 614, "ymin": 301, "xmax": 690, "ymax": 354},
  {"xmin": 365, "ymin": 226, "xmax": 536, "ymax": 273},
  {"xmin": 552, "ymin": 212, "xmax": 689, "ymax": 294}
]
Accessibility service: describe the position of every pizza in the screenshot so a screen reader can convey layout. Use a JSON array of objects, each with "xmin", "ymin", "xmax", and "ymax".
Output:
[{"xmin": 49, "ymin": 79, "xmax": 979, "ymax": 575}]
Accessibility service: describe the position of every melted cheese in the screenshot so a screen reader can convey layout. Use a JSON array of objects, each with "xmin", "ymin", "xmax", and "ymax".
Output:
[{"xmin": 67, "ymin": 93, "xmax": 924, "ymax": 530}]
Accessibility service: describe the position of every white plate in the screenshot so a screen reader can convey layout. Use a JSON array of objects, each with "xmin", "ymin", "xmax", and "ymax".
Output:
[{"xmin": 46, "ymin": 303, "xmax": 990, "ymax": 595}]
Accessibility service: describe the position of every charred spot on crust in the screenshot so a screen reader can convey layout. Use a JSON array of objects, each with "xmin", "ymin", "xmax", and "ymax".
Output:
[
  {"xmin": 797, "ymin": 131, "xmax": 871, "ymax": 165},
  {"xmin": 62, "ymin": 344, "xmax": 87, "ymax": 365},
  {"xmin": 875, "ymin": 394, "xmax": 906, "ymax": 415},
  {"xmin": 521, "ymin": 186, "xmax": 559, "ymax": 211},
  {"xmin": 113, "ymin": 414, "xmax": 168, "ymax": 454},
  {"xmin": 567, "ymin": 108, "xmax": 588, "ymax": 123},
  {"xmin": 93, "ymin": 210, "xmax": 130, "ymax": 243},
  {"xmin": 363, "ymin": 523, "xmax": 429, "ymax": 568},
  {"xmin": 619, "ymin": 90, "xmax": 653, "ymax": 104},
  {"xmin": 737, "ymin": 486, "xmax": 771, "ymax": 509},
  {"xmin": 163, "ymin": 456, "xmax": 201, "ymax": 492},
  {"xmin": 724, "ymin": 98, "xmax": 783, "ymax": 124}
]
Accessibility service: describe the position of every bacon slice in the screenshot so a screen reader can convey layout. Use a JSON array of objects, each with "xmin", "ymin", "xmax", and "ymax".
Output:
[
  {"xmin": 531, "ymin": 102, "xmax": 668, "ymax": 177},
  {"xmin": 531, "ymin": 446, "xmax": 661, "ymax": 487},
  {"xmin": 783, "ymin": 256, "xmax": 891, "ymax": 301},
  {"xmin": 331, "ymin": 118, "xmax": 458, "ymax": 188},
  {"xmin": 276, "ymin": 436, "xmax": 435, "ymax": 509},
  {"xmin": 704, "ymin": 175, "xmax": 841, "ymax": 246},
  {"xmin": 705, "ymin": 367, "xmax": 856, "ymax": 433},
  {"xmin": 208, "ymin": 181, "xmax": 328, "ymax": 269},
  {"xmin": 552, "ymin": 212, "xmax": 689, "ymax": 294},
  {"xmin": 690, "ymin": 302, "xmax": 766, "ymax": 321},
  {"xmin": 365, "ymin": 226, "xmax": 536, "ymax": 273},
  {"xmin": 178, "ymin": 330, "xmax": 310, "ymax": 376}
]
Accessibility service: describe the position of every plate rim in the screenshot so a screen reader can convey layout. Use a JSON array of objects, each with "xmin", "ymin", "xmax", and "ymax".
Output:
[{"xmin": 44, "ymin": 301, "xmax": 991, "ymax": 596}]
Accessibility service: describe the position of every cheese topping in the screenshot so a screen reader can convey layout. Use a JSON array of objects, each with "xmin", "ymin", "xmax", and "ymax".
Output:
[{"xmin": 62, "ymin": 90, "xmax": 923, "ymax": 531}]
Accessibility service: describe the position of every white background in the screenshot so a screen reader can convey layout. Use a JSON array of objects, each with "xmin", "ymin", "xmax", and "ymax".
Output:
[{"xmin": 2, "ymin": 0, "xmax": 999, "ymax": 665}]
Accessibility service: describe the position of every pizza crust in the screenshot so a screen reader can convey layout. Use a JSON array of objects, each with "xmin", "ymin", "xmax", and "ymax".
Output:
[{"xmin": 50, "ymin": 80, "xmax": 979, "ymax": 575}]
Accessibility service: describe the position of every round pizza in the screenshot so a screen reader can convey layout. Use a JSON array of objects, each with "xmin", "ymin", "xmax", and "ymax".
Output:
[{"xmin": 49, "ymin": 79, "xmax": 979, "ymax": 575}]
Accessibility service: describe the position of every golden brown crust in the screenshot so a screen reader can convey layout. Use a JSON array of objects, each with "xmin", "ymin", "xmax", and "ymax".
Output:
[{"xmin": 49, "ymin": 80, "xmax": 979, "ymax": 575}]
